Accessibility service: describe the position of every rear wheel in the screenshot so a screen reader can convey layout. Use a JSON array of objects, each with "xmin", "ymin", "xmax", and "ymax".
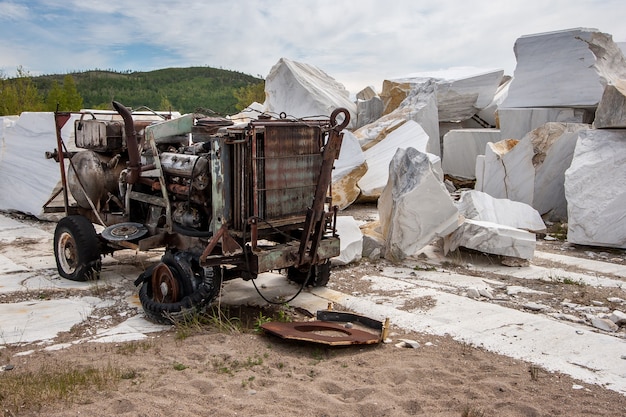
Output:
[
  {"xmin": 138, "ymin": 252, "xmax": 222, "ymax": 324},
  {"xmin": 287, "ymin": 260, "xmax": 331, "ymax": 287},
  {"xmin": 53, "ymin": 215, "xmax": 101, "ymax": 281}
]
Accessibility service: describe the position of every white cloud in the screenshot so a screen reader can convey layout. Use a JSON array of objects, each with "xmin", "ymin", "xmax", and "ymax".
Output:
[
  {"xmin": 0, "ymin": 1, "xmax": 29, "ymax": 20},
  {"xmin": 1, "ymin": 0, "xmax": 626, "ymax": 93}
]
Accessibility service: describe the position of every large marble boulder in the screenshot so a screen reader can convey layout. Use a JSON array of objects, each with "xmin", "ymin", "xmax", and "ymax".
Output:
[
  {"xmin": 456, "ymin": 190, "xmax": 545, "ymax": 233},
  {"xmin": 529, "ymin": 123, "xmax": 589, "ymax": 221},
  {"xmin": 357, "ymin": 120, "xmax": 441, "ymax": 201},
  {"xmin": 498, "ymin": 107, "xmax": 593, "ymax": 141},
  {"xmin": 501, "ymin": 28, "xmax": 626, "ymax": 108},
  {"xmin": 263, "ymin": 58, "xmax": 357, "ymax": 129},
  {"xmin": 444, "ymin": 219, "xmax": 537, "ymax": 260},
  {"xmin": 475, "ymin": 138, "xmax": 534, "ymax": 205},
  {"xmin": 564, "ymin": 129, "xmax": 626, "ymax": 248},
  {"xmin": 594, "ymin": 79, "xmax": 626, "ymax": 129},
  {"xmin": 442, "ymin": 129, "xmax": 500, "ymax": 179},
  {"xmin": 381, "ymin": 68, "xmax": 504, "ymax": 122},
  {"xmin": 378, "ymin": 147, "xmax": 460, "ymax": 261},
  {"xmin": 332, "ymin": 130, "xmax": 367, "ymax": 210}
]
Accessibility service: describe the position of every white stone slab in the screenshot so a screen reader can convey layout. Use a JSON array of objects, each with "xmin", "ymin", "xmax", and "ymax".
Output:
[
  {"xmin": 475, "ymin": 138, "xmax": 534, "ymax": 205},
  {"xmin": 442, "ymin": 129, "xmax": 500, "ymax": 179},
  {"xmin": 530, "ymin": 123, "xmax": 589, "ymax": 221},
  {"xmin": 357, "ymin": 120, "xmax": 441, "ymax": 200},
  {"xmin": 263, "ymin": 58, "xmax": 357, "ymax": 129},
  {"xmin": 565, "ymin": 129, "xmax": 626, "ymax": 248},
  {"xmin": 332, "ymin": 216, "xmax": 363, "ymax": 266},
  {"xmin": 444, "ymin": 219, "xmax": 536, "ymax": 260},
  {"xmin": 502, "ymin": 28, "xmax": 626, "ymax": 108},
  {"xmin": 456, "ymin": 190, "xmax": 545, "ymax": 233},
  {"xmin": 498, "ymin": 107, "xmax": 592, "ymax": 141},
  {"xmin": 0, "ymin": 298, "xmax": 100, "ymax": 344},
  {"xmin": 90, "ymin": 315, "xmax": 169, "ymax": 343},
  {"xmin": 378, "ymin": 147, "xmax": 460, "ymax": 261}
]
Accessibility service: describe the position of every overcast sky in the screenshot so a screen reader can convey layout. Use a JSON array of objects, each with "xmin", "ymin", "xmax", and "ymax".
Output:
[{"xmin": 1, "ymin": 0, "xmax": 625, "ymax": 94}]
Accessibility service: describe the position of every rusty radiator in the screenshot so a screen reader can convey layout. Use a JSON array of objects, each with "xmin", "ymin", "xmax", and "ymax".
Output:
[{"xmin": 230, "ymin": 123, "xmax": 324, "ymax": 232}]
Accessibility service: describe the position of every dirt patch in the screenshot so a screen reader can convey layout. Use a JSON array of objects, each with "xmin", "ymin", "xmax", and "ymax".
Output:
[{"xmin": 2, "ymin": 315, "xmax": 626, "ymax": 417}]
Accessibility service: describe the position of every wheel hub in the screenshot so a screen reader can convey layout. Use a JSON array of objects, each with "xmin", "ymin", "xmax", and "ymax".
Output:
[
  {"xmin": 151, "ymin": 263, "xmax": 180, "ymax": 303},
  {"xmin": 58, "ymin": 232, "xmax": 78, "ymax": 273}
]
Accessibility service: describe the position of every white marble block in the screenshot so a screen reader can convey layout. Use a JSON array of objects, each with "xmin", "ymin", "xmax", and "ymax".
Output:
[
  {"xmin": 475, "ymin": 138, "xmax": 534, "ymax": 205},
  {"xmin": 564, "ymin": 129, "xmax": 626, "ymax": 248},
  {"xmin": 382, "ymin": 67, "xmax": 504, "ymax": 122},
  {"xmin": 444, "ymin": 219, "xmax": 537, "ymax": 260},
  {"xmin": 263, "ymin": 58, "xmax": 357, "ymax": 129},
  {"xmin": 594, "ymin": 79, "xmax": 626, "ymax": 129},
  {"xmin": 356, "ymin": 86, "xmax": 384, "ymax": 129},
  {"xmin": 498, "ymin": 107, "xmax": 592, "ymax": 141},
  {"xmin": 378, "ymin": 147, "xmax": 460, "ymax": 261},
  {"xmin": 442, "ymin": 129, "xmax": 501, "ymax": 179},
  {"xmin": 477, "ymin": 76, "xmax": 512, "ymax": 127},
  {"xmin": 502, "ymin": 28, "xmax": 626, "ymax": 108},
  {"xmin": 357, "ymin": 120, "xmax": 441, "ymax": 201},
  {"xmin": 358, "ymin": 79, "xmax": 440, "ymax": 156},
  {"xmin": 332, "ymin": 130, "xmax": 367, "ymax": 210},
  {"xmin": 530, "ymin": 123, "xmax": 589, "ymax": 221},
  {"xmin": 456, "ymin": 190, "xmax": 546, "ymax": 233},
  {"xmin": 332, "ymin": 216, "xmax": 363, "ymax": 266}
]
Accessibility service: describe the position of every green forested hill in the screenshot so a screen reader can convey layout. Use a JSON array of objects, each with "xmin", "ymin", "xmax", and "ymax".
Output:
[{"xmin": 31, "ymin": 67, "xmax": 264, "ymax": 115}]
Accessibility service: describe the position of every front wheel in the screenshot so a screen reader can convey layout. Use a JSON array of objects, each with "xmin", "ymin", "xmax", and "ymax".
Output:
[{"xmin": 53, "ymin": 215, "xmax": 101, "ymax": 281}]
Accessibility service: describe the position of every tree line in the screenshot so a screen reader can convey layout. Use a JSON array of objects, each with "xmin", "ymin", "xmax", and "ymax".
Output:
[
  {"xmin": 0, "ymin": 66, "xmax": 82, "ymax": 115},
  {"xmin": 0, "ymin": 66, "xmax": 265, "ymax": 117}
]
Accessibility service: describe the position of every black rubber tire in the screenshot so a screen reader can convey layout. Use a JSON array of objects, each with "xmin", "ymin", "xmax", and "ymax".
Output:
[
  {"xmin": 287, "ymin": 260, "xmax": 331, "ymax": 287},
  {"xmin": 138, "ymin": 253, "xmax": 221, "ymax": 325},
  {"xmin": 53, "ymin": 215, "xmax": 101, "ymax": 281}
]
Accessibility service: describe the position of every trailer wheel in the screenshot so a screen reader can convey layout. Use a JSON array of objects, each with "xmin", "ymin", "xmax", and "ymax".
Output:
[
  {"xmin": 287, "ymin": 260, "xmax": 331, "ymax": 287},
  {"xmin": 53, "ymin": 215, "xmax": 101, "ymax": 281},
  {"xmin": 138, "ymin": 253, "xmax": 221, "ymax": 324}
]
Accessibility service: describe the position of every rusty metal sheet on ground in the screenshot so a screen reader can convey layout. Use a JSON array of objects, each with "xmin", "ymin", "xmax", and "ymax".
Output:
[{"xmin": 261, "ymin": 320, "xmax": 381, "ymax": 346}]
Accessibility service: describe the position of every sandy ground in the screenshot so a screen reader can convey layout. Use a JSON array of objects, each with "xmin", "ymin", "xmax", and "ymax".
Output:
[
  {"xmin": 3, "ymin": 323, "xmax": 626, "ymax": 417},
  {"xmin": 1, "ymin": 208, "xmax": 626, "ymax": 416}
]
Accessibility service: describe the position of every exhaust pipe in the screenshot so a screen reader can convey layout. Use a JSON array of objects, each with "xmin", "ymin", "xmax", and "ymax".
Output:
[{"xmin": 112, "ymin": 101, "xmax": 141, "ymax": 185}]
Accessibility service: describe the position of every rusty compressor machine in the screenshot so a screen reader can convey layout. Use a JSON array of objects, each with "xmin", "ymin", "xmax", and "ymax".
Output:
[{"xmin": 47, "ymin": 102, "xmax": 349, "ymax": 323}]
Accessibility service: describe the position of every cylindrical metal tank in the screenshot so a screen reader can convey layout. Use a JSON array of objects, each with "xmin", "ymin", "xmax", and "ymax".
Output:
[{"xmin": 68, "ymin": 151, "xmax": 126, "ymax": 209}]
